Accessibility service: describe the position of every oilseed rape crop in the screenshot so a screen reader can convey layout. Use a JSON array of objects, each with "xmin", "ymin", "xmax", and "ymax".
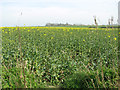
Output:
[{"xmin": 1, "ymin": 27, "xmax": 119, "ymax": 88}]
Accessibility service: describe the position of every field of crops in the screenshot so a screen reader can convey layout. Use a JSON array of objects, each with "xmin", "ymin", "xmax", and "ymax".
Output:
[{"xmin": 1, "ymin": 27, "xmax": 119, "ymax": 88}]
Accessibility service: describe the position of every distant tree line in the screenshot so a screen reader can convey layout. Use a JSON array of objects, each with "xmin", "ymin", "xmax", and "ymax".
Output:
[
  {"xmin": 45, "ymin": 23, "xmax": 119, "ymax": 28},
  {"xmin": 45, "ymin": 23, "xmax": 89, "ymax": 27},
  {"xmin": 46, "ymin": 23, "xmax": 74, "ymax": 26}
]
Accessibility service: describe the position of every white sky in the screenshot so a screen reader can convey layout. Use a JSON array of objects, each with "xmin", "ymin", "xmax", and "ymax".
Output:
[{"xmin": 0, "ymin": 0, "xmax": 119, "ymax": 26}]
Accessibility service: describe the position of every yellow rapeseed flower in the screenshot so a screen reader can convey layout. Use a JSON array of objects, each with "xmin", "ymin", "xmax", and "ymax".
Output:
[
  {"xmin": 28, "ymin": 30, "xmax": 30, "ymax": 32},
  {"xmin": 108, "ymin": 36, "xmax": 110, "ymax": 38},
  {"xmin": 44, "ymin": 34, "xmax": 46, "ymax": 36},
  {"xmin": 114, "ymin": 38, "xmax": 117, "ymax": 40},
  {"xmin": 83, "ymin": 39, "xmax": 85, "ymax": 42},
  {"xmin": 51, "ymin": 37, "xmax": 54, "ymax": 39}
]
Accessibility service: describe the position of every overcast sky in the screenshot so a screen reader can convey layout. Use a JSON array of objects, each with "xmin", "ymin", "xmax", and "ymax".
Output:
[{"xmin": 0, "ymin": 0, "xmax": 119, "ymax": 27}]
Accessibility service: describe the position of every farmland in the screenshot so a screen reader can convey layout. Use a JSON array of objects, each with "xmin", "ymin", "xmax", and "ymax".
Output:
[{"xmin": 1, "ymin": 27, "xmax": 119, "ymax": 88}]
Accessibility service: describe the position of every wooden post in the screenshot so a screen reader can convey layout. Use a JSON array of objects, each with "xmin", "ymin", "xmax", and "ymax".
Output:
[
  {"xmin": 108, "ymin": 19, "xmax": 111, "ymax": 29},
  {"xmin": 93, "ymin": 16, "xmax": 98, "ymax": 29},
  {"xmin": 111, "ymin": 16, "xmax": 114, "ymax": 30}
]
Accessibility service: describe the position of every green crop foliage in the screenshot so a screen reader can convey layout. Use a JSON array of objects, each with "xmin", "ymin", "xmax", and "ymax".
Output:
[{"xmin": 1, "ymin": 27, "xmax": 119, "ymax": 88}]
